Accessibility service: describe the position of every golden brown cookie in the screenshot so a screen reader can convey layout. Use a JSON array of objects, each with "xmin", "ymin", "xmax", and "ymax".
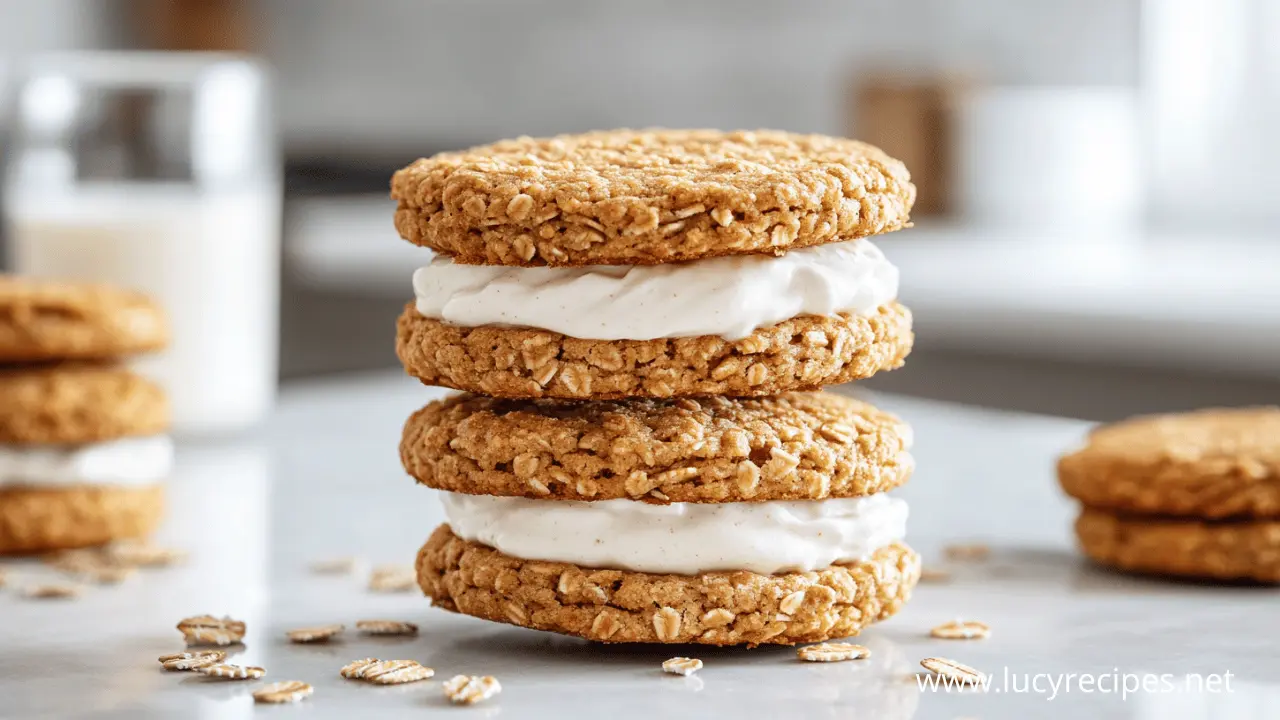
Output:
[
  {"xmin": 1075, "ymin": 508, "xmax": 1280, "ymax": 583},
  {"xmin": 0, "ymin": 364, "xmax": 169, "ymax": 444},
  {"xmin": 1059, "ymin": 408, "xmax": 1280, "ymax": 519},
  {"xmin": 0, "ymin": 276, "xmax": 167, "ymax": 362},
  {"xmin": 0, "ymin": 485, "xmax": 164, "ymax": 554},
  {"xmin": 396, "ymin": 302, "xmax": 912, "ymax": 400},
  {"xmin": 401, "ymin": 391, "xmax": 912, "ymax": 502},
  {"xmin": 416, "ymin": 525, "xmax": 919, "ymax": 646},
  {"xmin": 391, "ymin": 129, "xmax": 915, "ymax": 267}
]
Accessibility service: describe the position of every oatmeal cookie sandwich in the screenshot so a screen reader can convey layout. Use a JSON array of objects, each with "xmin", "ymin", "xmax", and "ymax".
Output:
[
  {"xmin": 0, "ymin": 277, "xmax": 171, "ymax": 553},
  {"xmin": 393, "ymin": 129, "xmax": 915, "ymax": 399},
  {"xmin": 407, "ymin": 392, "xmax": 920, "ymax": 645}
]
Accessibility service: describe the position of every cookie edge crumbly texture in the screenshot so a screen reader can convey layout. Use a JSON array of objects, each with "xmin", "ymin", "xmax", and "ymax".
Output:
[
  {"xmin": 0, "ymin": 364, "xmax": 169, "ymax": 444},
  {"xmin": 1075, "ymin": 507, "xmax": 1280, "ymax": 583},
  {"xmin": 415, "ymin": 525, "xmax": 920, "ymax": 646},
  {"xmin": 1059, "ymin": 408, "xmax": 1280, "ymax": 519},
  {"xmin": 0, "ymin": 276, "xmax": 167, "ymax": 362},
  {"xmin": 401, "ymin": 391, "xmax": 913, "ymax": 502},
  {"xmin": 396, "ymin": 302, "xmax": 912, "ymax": 400},
  {"xmin": 0, "ymin": 485, "xmax": 164, "ymax": 554},
  {"xmin": 391, "ymin": 129, "xmax": 914, "ymax": 266}
]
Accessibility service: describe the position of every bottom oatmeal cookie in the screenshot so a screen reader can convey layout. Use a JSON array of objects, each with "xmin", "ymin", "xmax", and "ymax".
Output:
[
  {"xmin": 0, "ymin": 485, "xmax": 164, "ymax": 554},
  {"xmin": 415, "ymin": 524, "xmax": 919, "ymax": 646},
  {"xmin": 396, "ymin": 302, "xmax": 912, "ymax": 400},
  {"xmin": 1075, "ymin": 507, "xmax": 1280, "ymax": 583}
]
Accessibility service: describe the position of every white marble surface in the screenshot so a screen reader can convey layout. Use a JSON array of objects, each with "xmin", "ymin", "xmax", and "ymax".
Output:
[{"xmin": 1, "ymin": 372, "xmax": 1277, "ymax": 719}]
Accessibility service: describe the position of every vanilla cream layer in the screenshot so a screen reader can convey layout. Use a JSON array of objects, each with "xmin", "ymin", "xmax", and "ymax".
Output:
[
  {"xmin": 413, "ymin": 239, "xmax": 898, "ymax": 341},
  {"xmin": 440, "ymin": 492, "xmax": 908, "ymax": 576},
  {"xmin": 0, "ymin": 436, "xmax": 173, "ymax": 488}
]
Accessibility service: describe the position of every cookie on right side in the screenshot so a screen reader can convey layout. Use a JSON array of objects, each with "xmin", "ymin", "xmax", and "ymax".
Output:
[{"xmin": 1059, "ymin": 407, "xmax": 1280, "ymax": 583}]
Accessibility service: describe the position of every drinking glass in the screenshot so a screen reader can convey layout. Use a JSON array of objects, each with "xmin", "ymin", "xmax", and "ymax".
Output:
[{"xmin": 3, "ymin": 52, "xmax": 281, "ymax": 435}]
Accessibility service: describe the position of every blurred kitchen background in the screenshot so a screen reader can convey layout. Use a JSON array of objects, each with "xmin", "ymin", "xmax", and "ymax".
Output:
[{"xmin": 2, "ymin": 0, "xmax": 1278, "ymax": 426}]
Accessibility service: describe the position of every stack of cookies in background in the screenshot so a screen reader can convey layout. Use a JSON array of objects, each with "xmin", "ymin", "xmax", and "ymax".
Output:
[
  {"xmin": 394, "ymin": 130, "xmax": 922, "ymax": 645},
  {"xmin": 1060, "ymin": 408, "xmax": 1280, "ymax": 584},
  {"xmin": 0, "ymin": 277, "xmax": 171, "ymax": 554}
]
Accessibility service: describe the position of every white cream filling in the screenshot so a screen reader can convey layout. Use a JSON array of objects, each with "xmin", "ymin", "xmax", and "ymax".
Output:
[
  {"xmin": 413, "ymin": 239, "xmax": 898, "ymax": 341},
  {"xmin": 440, "ymin": 492, "xmax": 908, "ymax": 576},
  {"xmin": 0, "ymin": 435, "xmax": 173, "ymax": 488}
]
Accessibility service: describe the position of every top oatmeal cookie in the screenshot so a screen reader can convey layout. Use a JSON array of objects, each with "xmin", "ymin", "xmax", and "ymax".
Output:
[
  {"xmin": 0, "ymin": 275, "xmax": 167, "ymax": 362},
  {"xmin": 391, "ymin": 129, "xmax": 915, "ymax": 266}
]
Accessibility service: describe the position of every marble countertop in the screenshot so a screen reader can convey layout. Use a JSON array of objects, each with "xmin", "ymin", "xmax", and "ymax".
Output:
[{"xmin": 2, "ymin": 372, "xmax": 1276, "ymax": 719}]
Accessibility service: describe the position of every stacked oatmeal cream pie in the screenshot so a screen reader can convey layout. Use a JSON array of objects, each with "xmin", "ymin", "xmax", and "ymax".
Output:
[
  {"xmin": 0, "ymin": 277, "xmax": 171, "ymax": 554},
  {"xmin": 394, "ymin": 130, "xmax": 921, "ymax": 646}
]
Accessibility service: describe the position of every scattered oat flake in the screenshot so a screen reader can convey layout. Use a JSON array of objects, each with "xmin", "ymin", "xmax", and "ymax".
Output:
[
  {"xmin": 43, "ymin": 549, "xmax": 99, "ymax": 573},
  {"xmin": 930, "ymin": 620, "xmax": 991, "ymax": 640},
  {"xmin": 254, "ymin": 680, "xmax": 313, "ymax": 704},
  {"xmin": 107, "ymin": 542, "xmax": 186, "ymax": 567},
  {"xmin": 45, "ymin": 550, "xmax": 137, "ymax": 585},
  {"xmin": 202, "ymin": 664, "xmax": 265, "ymax": 680},
  {"xmin": 920, "ymin": 657, "xmax": 986, "ymax": 684},
  {"xmin": 368, "ymin": 565, "xmax": 416, "ymax": 593},
  {"xmin": 443, "ymin": 675, "xmax": 501, "ymax": 705},
  {"xmin": 356, "ymin": 619, "xmax": 418, "ymax": 636},
  {"xmin": 797, "ymin": 643, "xmax": 871, "ymax": 662},
  {"xmin": 287, "ymin": 623, "xmax": 345, "ymax": 643},
  {"xmin": 363, "ymin": 660, "xmax": 434, "ymax": 685},
  {"xmin": 340, "ymin": 658, "xmax": 380, "ymax": 680},
  {"xmin": 23, "ymin": 583, "xmax": 80, "ymax": 599},
  {"xmin": 96, "ymin": 566, "xmax": 137, "ymax": 584},
  {"xmin": 943, "ymin": 544, "xmax": 990, "ymax": 562},
  {"xmin": 662, "ymin": 657, "xmax": 703, "ymax": 676},
  {"xmin": 159, "ymin": 650, "xmax": 226, "ymax": 671},
  {"xmin": 177, "ymin": 615, "xmax": 246, "ymax": 646},
  {"xmin": 919, "ymin": 567, "xmax": 952, "ymax": 583},
  {"xmin": 309, "ymin": 557, "xmax": 357, "ymax": 574}
]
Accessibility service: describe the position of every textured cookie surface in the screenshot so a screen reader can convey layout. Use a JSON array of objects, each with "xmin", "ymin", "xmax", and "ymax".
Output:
[
  {"xmin": 0, "ymin": 484, "xmax": 164, "ymax": 554},
  {"xmin": 0, "ymin": 364, "xmax": 169, "ymax": 444},
  {"xmin": 1075, "ymin": 508, "xmax": 1280, "ymax": 583},
  {"xmin": 392, "ymin": 129, "xmax": 915, "ymax": 266},
  {"xmin": 397, "ymin": 302, "xmax": 912, "ymax": 400},
  {"xmin": 0, "ymin": 275, "xmax": 167, "ymax": 362},
  {"xmin": 402, "ymin": 392, "xmax": 912, "ymax": 502},
  {"xmin": 416, "ymin": 525, "xmax": 919, "ymax": 646},
  {"xmin": 1059, "ymin": 408, "xmax": 1280, "ymax": 519}
]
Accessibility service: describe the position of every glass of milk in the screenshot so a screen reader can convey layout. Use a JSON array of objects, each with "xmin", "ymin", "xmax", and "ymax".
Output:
[{"xmin": 3, "ymin": 53, "xmax": 281, "ymax": 436}]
